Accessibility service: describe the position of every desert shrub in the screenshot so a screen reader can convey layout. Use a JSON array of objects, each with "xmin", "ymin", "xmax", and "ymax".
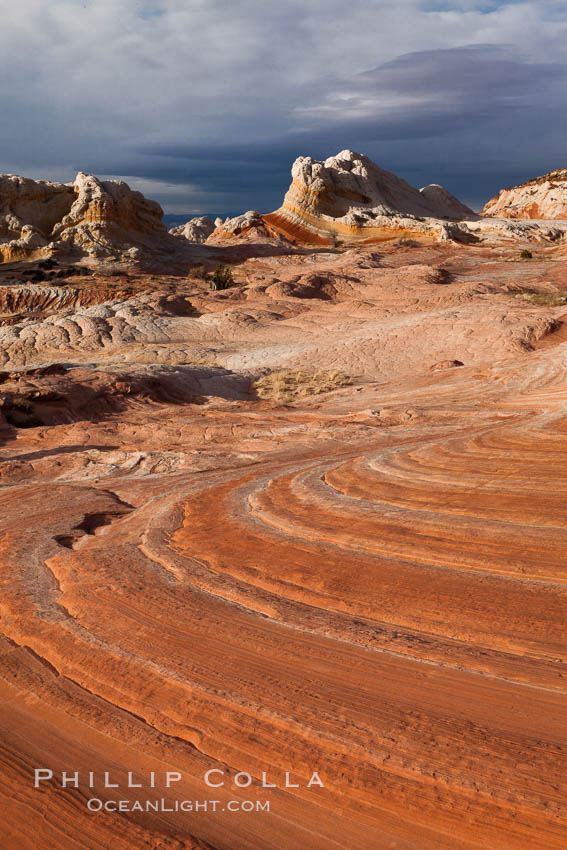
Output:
[
  {"xmin": 515, "ymin": 289, "xmax": 567, "ymax": 307},
  {"xmin": 210, "ymin": 264, "xmax": 235, "ymax": 291},
  {"xmin": 10, "ymin": 396, "xmax": 33, "ymax": 412},
  {"xmin": 520, "ymin": 249, "xmax": 533, "ymax": 259},
  {"xmin": 396, "ymin": 238, "xmax": 419, "ymax": 248},
  {"xmin": 251, "ymin": 369, "xmax": 352, "ymax": 404},
  {"xmin": 4, "ymin": 395, "xmax": 43, "ymax": 428}
]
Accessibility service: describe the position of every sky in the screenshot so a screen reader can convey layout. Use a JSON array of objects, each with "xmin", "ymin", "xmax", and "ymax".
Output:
[{"xmin": 1, "ymin": 0, "xmax": 566, "ymax": 215}]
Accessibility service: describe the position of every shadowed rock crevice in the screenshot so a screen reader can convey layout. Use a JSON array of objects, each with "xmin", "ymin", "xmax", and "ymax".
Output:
[{"xmin": 54, "ymin": 497, "xmax": 134, "ymax": 549}]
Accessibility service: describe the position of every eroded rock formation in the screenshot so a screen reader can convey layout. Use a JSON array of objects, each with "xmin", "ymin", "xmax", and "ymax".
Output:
[
  {"xmin": 209, "ymin": 210, "xmax": 271, "ymax": 240},
  {"xmin": 264, "ymin": 149, "xmax": 477, "ymax": 244},
  {"xmin": 0, "ymin": 175, "xmax": 74, "ymax": 262},
  {"xmin": 0, "ymin": 172, "xmax": 188, "ymax": 263},
  {"xmin": 483, "ymin": 169, "xmax": 567, "ymax": 219},
  {"xmin": 3, "ymin": 159, "xmax": 567, "ymax": 265},
  {"xmin": 169, "ymin": 215, "xmax": 216, "ymax": 243}
]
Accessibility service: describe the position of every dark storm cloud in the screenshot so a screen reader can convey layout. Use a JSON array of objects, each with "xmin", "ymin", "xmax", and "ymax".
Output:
[
  {"xmin": 135, "ymin": 44, "xmax": 567, "ymax": 210},
  {"xmin": 0, "ymin": 1, "xmax": 566, "ymax": 212}
]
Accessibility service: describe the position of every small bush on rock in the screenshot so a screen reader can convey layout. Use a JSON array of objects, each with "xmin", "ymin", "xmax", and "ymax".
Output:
[
  {"xmin": 4, "ymin": 395, "xmax": 43, "ymax": 428},
  {"xmin": 210, "ymin": 264, "xmax": 235, "ymax": 291}
]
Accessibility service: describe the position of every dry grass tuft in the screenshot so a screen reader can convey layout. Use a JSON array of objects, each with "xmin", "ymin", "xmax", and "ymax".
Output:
[
  {"xmin": 252, "ymin": 369, "xmax": 352, "ymax": 403},
  {"xmin": 515, "ymin": 290, "xmax": 567, "ymax": 307},
  {"xmin": 4, "ymin": 394, "xmax": 43, "ymax": 428}
]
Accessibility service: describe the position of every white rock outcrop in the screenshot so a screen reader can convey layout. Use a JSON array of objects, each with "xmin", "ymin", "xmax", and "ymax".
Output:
[
  {"xmin": 483, "ymin": 170, "xmax": 567, "ymax": 219},
  {"xmin": 0, "ymin": 172, "xmax": 182, "ymax": 262},
  {"xmin": 169, "ymin": 216, "xmax": 215, "ymax": 243},
  {"xmin": 287, "ymin": 150, "xmax": 475, "ymax": 219},
  {"xmin": 263, "ymin": 150, "xmax": 567, "ymax": 246},
  {"xmin": 264, "ymin": 149, "xmax": 478, "ymax": 244},
  {"xmin": 209, "ymin": 210, "xmax": 269, "ymax": 240}
]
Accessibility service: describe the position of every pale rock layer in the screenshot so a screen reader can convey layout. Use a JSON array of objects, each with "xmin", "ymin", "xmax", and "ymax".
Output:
[
  {"xmin": 264, "ymin": 151, "xmax": 567, "ymax": 247},
  {"xmin": 169, "ymin": 216, "xmax": 216, "ymax": 243},
  {"xmin": 0, "ymin": 172, "xmax": 184, "ymax": 263},
  {"xmin": 483, "ymin": 170, "xmax": 567, "ymax": 219}
]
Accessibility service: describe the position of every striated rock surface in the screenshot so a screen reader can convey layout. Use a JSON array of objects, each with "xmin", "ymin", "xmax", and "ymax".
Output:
[
  {"xmin": 483, "ymin": 169, "xmax": 567, "ymax": 219},
  {"xmin": 2, "ymin": 236, "xmax": 567, "ymax": 848},
  {"xmin": 264, "ymin": 149, "xmax": 477, "ymax": 245},
  {"xmin": 260, "ymin": 151, "xmax": 567, "ymax": 247},
  {"xmin": 169, "ymin": 215, "xmax": 216, "ymax": 243},
  {"xmin": 2, "ymin": 192, "xmax": 567, "ymax": 848}
]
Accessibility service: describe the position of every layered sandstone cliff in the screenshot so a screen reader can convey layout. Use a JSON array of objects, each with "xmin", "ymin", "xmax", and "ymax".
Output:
[
  {"xmin": 483, "ymin": 169, "xmax": 567, "ymax": 219},
  {"xmin": 264, "ymin": 149, "xmax": 477, "ymax": 244}
]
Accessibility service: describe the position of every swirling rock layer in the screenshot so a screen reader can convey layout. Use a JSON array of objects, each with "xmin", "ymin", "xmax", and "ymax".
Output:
[
  {"xmin": 262, "ymin": 151, "xmax": 567, "ymax": 246},
  {"xmin": 263, "ymin": 149, "xmax": 477, "ymax": 246},
  {"xmin": 1, "ymin": 239, "xmax": 567, "ymax": 848}
]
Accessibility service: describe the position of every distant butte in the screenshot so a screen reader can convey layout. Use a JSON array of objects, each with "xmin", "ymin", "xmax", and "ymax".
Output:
[{"xmin": 263, "ymin": 148, "xmax": 477, "ymax": 244}]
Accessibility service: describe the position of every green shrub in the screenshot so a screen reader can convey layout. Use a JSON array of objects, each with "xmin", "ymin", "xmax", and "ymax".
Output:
[
  {"xmin": 520, "ymin": 249, "xmax": 533, "ymax": 259},
  {"xmin": 210, "ymin": 264, "xmax": 235, "ymax": 291}
]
